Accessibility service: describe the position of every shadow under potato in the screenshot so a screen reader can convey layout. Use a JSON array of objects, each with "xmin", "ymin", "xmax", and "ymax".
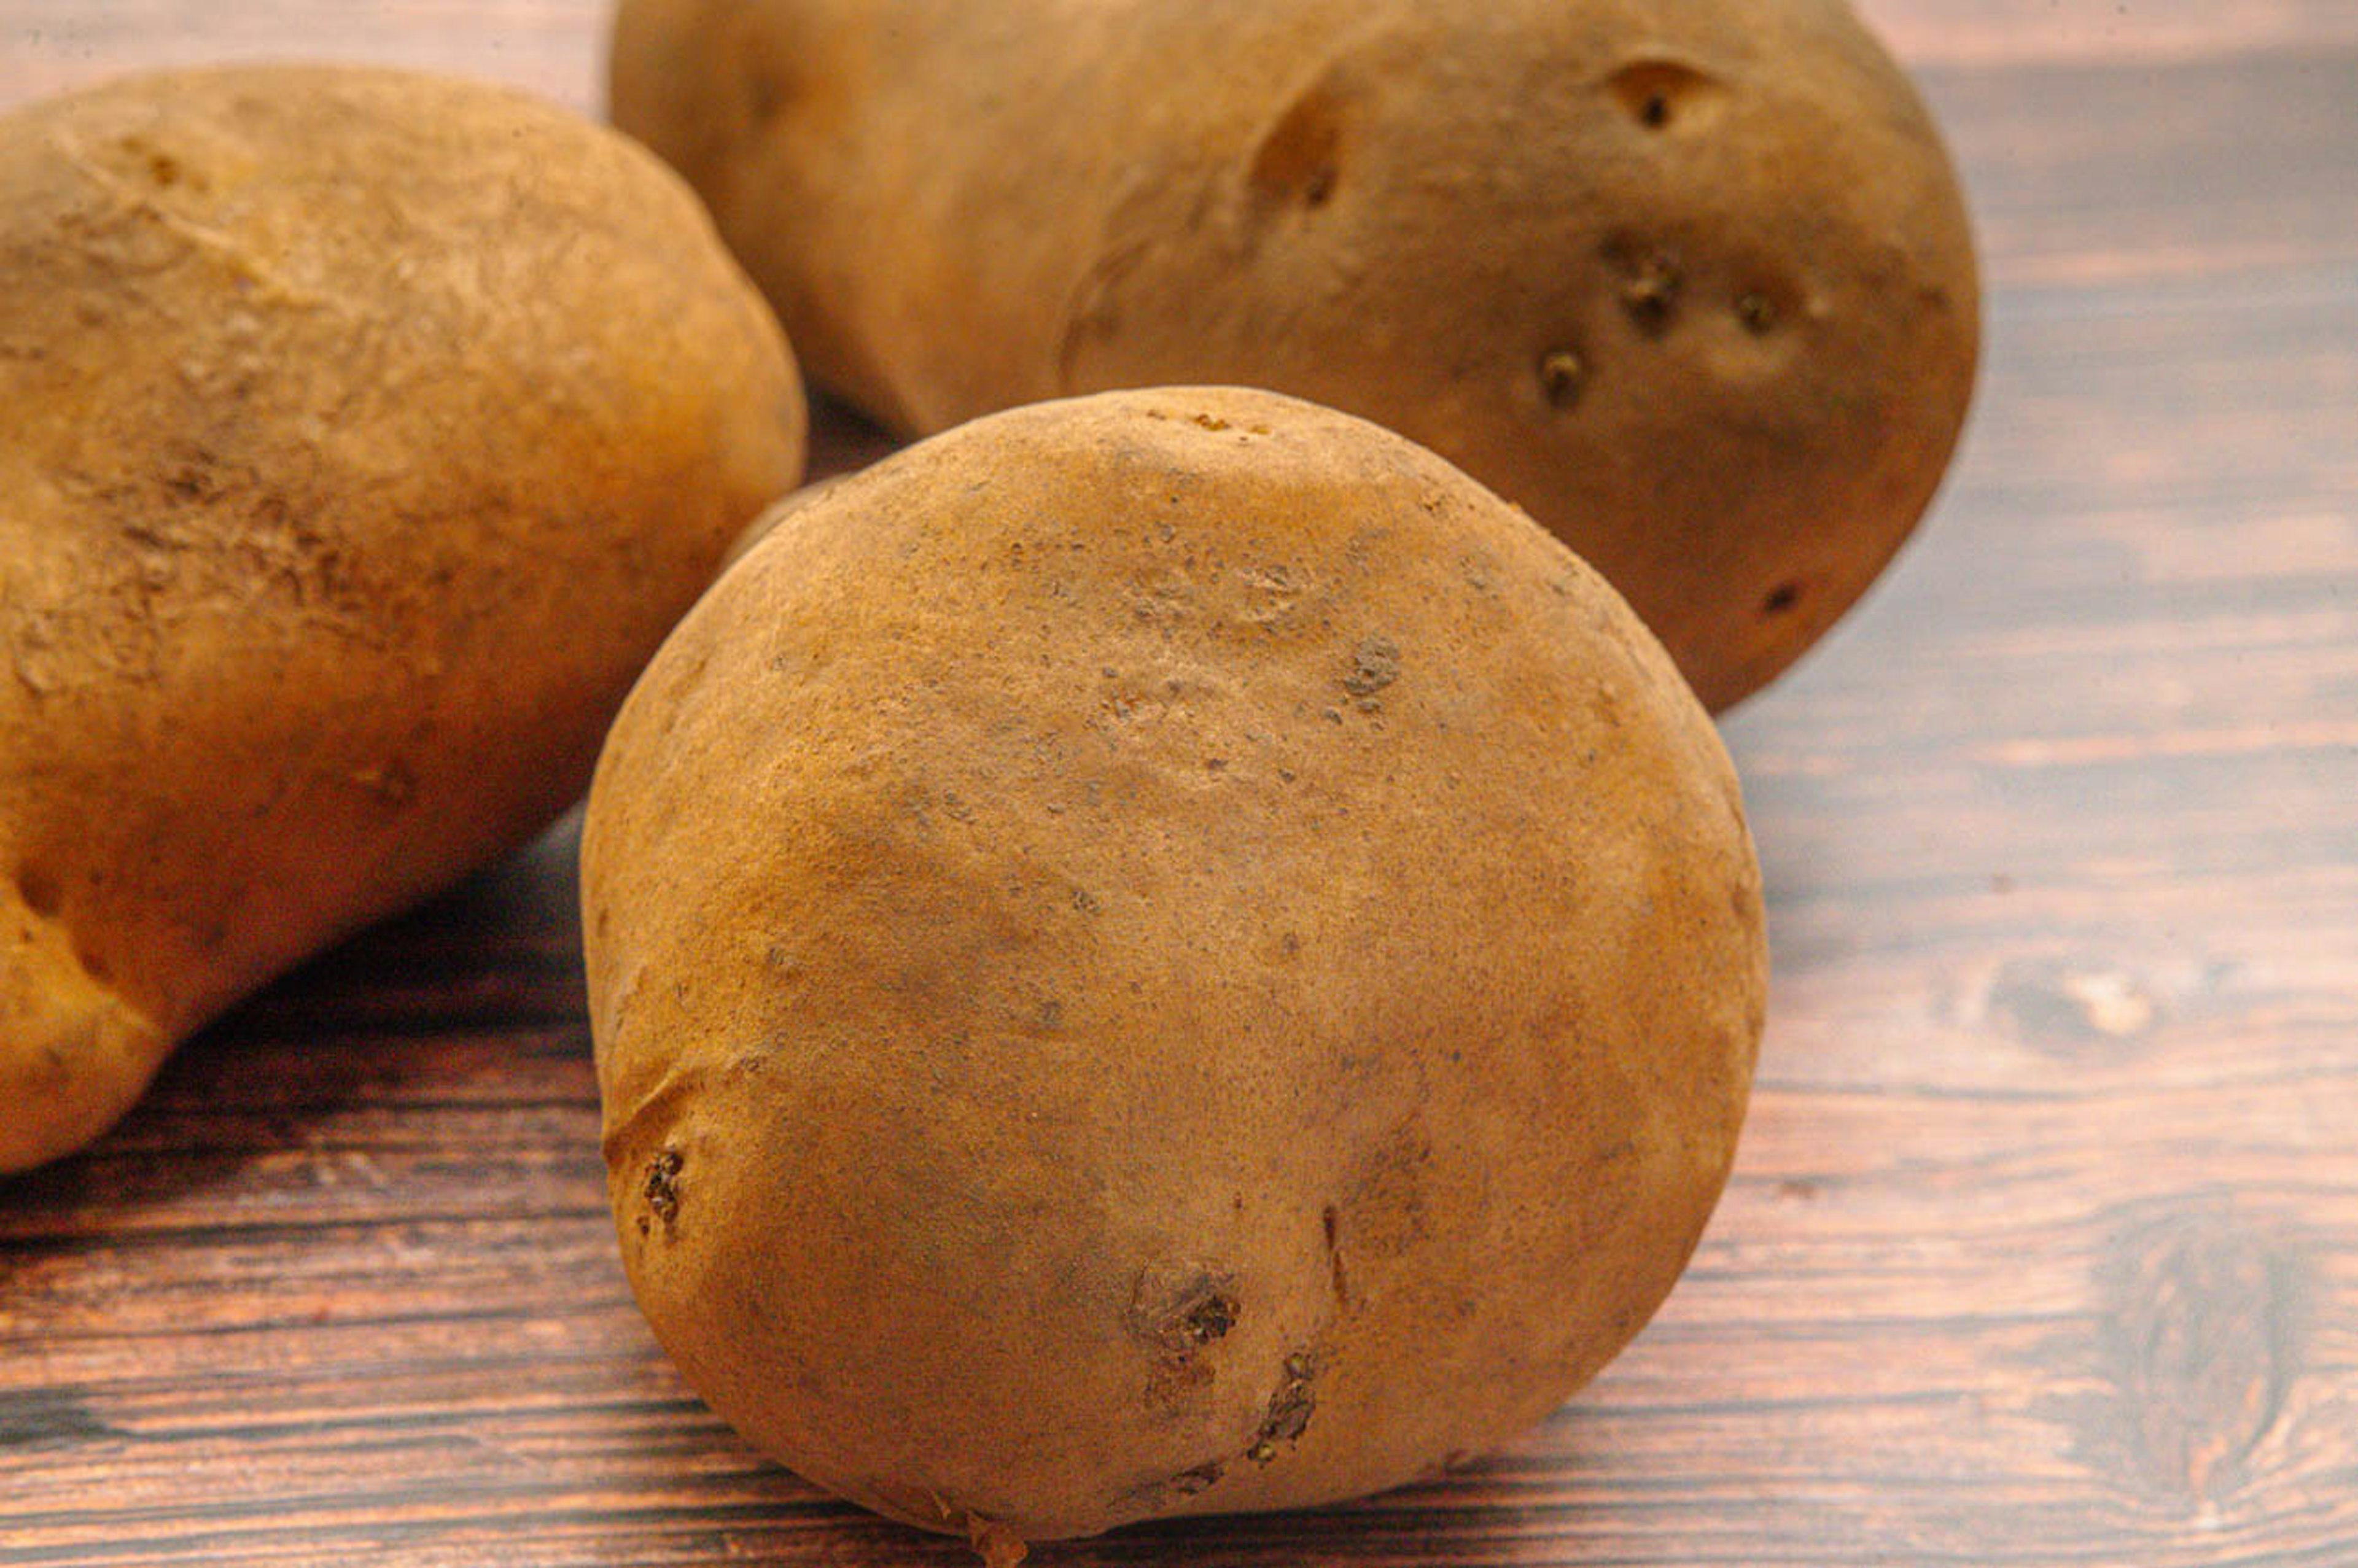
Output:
[{"xmin": 0, "ymin": 813, "xmax": 592, "ymax": 1225}]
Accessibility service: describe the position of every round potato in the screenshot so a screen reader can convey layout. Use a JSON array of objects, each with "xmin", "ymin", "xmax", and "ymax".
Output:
[
  {"xmin": 583, "ymin": 387, "xmax": 1765, "ymax": 1557},
  {"xmin": 612, "ymin": 0, "xmax": 1980, "ymax": 710},
  {"xmin": 0, "ymin": 65, "xmax": 806, "ymax": 1174}
]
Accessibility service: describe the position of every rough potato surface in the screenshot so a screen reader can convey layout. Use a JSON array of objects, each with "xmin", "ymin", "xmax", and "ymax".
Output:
[
  {"xmin": 612, "ymin": 0, "xmax": 1980, "ymax": 710},
  {"xmin": 583, "ymin": 388, "xmax": 1765, "ymax": 1554},
  {"xmin": 0, "ymin": 65, "xmax": 806, "ymax": 1174}
]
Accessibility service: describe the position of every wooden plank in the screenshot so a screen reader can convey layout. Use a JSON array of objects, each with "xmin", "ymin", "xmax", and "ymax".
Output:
[
  {"xmin": 1857, "ymin": 0, "xmax": 2358, "ymax": 66},
  {"xmin": 0, "ymin": 2, "xmax": 609, "ymax": 113}
]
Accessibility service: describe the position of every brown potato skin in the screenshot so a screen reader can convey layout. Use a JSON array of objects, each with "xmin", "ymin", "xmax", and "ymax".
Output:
[
  {"xmin": 0, "ymin": 65, "xmax": 807, "ymax": 1174},
  {"xmin": 610, "ymin": 0, "xmax": 1980, "ymax": 711},
  {"xmin": 583, "ymin": 387, "xmax": 1765, "ymax": 1551}
]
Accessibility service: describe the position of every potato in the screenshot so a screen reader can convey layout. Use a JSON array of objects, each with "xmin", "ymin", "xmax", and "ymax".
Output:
[
  {"xmin": 609, "ymin": 0, "xmax": 1979, "ymax": 711},
  {"xmin": 0, "ymin": 64, "xmax": 806, "ymax": 1175},
  {"xmin": 582, "ymin": 387, "xmax": 1765, "ymax": 1558}
]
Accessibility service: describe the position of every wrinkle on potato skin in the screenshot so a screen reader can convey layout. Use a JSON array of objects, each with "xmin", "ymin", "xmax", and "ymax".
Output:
[
  {"xmin": 0, "ymin": 65, "xmax": 806, "ymax": 1174},
  {"xmin": 582, "ymin": 388, "xmax": 1765, "ymax": 1548}
]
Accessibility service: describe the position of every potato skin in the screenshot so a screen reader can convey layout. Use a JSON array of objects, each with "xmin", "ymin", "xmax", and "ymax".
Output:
[
  {"xmin": 583, "ymin": 387, "xmax": 1765, "ymax": 1550},
  {"xmin": 0, "ymin": 65, "xmax": 807, "ymax": 1174},
  {"xmin": 610, "ymin": 0, "xmax": 1980, "ymax": 711}
]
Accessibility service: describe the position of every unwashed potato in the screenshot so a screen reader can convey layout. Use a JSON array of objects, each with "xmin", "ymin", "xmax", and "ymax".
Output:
[
  {"xmin": 610, "ymin": 0, "xmax": 1980, "ymax": 710},
  {"xmin": 583, "ymin": 387, "xmax": 1766, "ymax": 1560},
  {"xmin": 0, "ymin": 64, "xmax": 806, "ymax": 1174}
]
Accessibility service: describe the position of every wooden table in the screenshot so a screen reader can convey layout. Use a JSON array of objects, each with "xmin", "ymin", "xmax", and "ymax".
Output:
[{"xmin": 4, "ymin": 3, "xmax": 2354, "ymax": 1563}]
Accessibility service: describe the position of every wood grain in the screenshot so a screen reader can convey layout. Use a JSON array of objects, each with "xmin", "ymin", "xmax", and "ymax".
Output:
[
  {"xmin": 1854, "ymin": 0, "xmax": 2358, "ymax": 66},
  {"xmin": 4, "ymin": 2, "xmax": 2357, "ymax": 1565}
]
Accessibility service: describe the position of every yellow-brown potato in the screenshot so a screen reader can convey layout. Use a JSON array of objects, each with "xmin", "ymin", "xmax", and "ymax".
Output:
[
  {"xmin": 610, "ymin": 0, "xmax": 1980, "ymax": 710},
  {"xmin": 0, "ymin": 64, "xmax": 807, "ymax": 1175},
  {"xmin": 583, "ymin": 387, "xmax": 1765, "ymax": 1558}
]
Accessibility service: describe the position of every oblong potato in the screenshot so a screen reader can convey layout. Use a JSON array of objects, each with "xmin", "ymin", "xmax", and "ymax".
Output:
[
  {"xmin": 0, "ymin": 65, "xmax": 807, "ymax": 1174},
  {"xmin": 611, "ymin": 0, "xmax": 1980, "ymax": 710},
  {"xmin": 583, "ymin": 387, "xmax": 1765, "ymax": 1555}
]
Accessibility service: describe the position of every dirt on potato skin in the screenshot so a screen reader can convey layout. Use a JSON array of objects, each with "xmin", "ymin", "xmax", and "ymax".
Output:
[
  {"xmin": 583, "ymin": 387, "xmax": 1766, "ymax": 1551},
  {"xmin": 0, "ymin": 64, "xmax": 806, "ymax": 1175}
]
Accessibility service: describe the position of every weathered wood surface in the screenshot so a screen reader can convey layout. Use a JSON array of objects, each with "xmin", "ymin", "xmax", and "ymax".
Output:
[{"xmin": 4, "ymin": 2, "xmax": 2356, "ymax": 1563}]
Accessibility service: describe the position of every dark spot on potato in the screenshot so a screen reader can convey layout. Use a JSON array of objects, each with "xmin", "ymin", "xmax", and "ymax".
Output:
[
  {"xmin": 1134, "ymin": 1269, "xmax": 1242, "ymax": 1405},
  {"xmin": 1617, "ymin": 252, "xmax": 1683, "ymax": 335},
  {"xmin": 1761, "ymin": 581, "xmax": 1802, "ymax": 616},
  {"xmin": 1181, "ymin": 1293, "xmax": 1238, "ymax": 1345},
  {"xmin": 15, "ymin": 864, "xmax": 61, "ymax": 919},
  {"xmin": 644, "ymin": 1148, "xmax": 685, "ymax": 1232},
  {"xmin": 1248, "ymin": 83, "xmax": 1344, "ymax": 211},
  {"xmin": 1248, "ymin": 1361, "xmax": 1318, "ymax": 1461},
  {"xmin": 1343, "ymin": 636, "xmax": 1399, "ymax": 697},
  {"xmin": 740, "ymin": 60, "xmax": 787, "ymax": 126},
  {"xmin": 1737, "ymin": 292, "xmax": 1780, "ymax": 334},
  {"xmin": 1169, "ymin": 1460, "xmax": 1224, "ymax": 1495},
  {"xmin": 1122, "ymin": 1456, "xmax": 1230, "ymax": 1507},
  {"xmin": 1321, "ymin": 1205, "xmax": 1349, "ymax": 1303},
  {"xmin": 72, "ymin": 941, "xmax": 110, "ymax": 985},
  {"xmin": 111, "ymin": 134, "xmax": 198, "ymax": 193},
  {"xmin": 1538, "ymin": 347, "xmax": 1588, "ymax": 410},
  {"xmin": 1607, "ymin": 59, "xmax": 1728, "ymax": 134}
]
